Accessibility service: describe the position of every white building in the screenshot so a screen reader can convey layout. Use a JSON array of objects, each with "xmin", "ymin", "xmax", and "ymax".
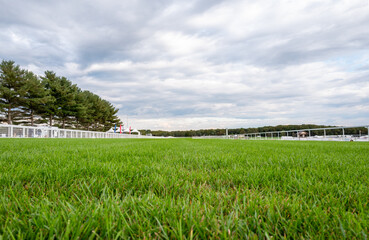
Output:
[{"xmin": 106, "ymin": 127, "xmax": 141, "ymax": 135}]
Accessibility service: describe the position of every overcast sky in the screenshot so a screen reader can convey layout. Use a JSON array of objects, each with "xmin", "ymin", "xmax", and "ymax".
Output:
[{"xmin": 1, "ymin": 0, "xmax": 368, "ymax": 130}]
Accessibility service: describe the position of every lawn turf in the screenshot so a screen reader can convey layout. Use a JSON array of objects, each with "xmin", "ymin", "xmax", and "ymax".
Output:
[{"xmin": 0, "ymin": 138, "xmax": 368, "ymax": 239}]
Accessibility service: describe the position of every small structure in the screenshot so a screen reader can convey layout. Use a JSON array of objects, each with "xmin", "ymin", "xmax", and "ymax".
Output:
[
  {"xmin": 298, "ymin": 131, "xmax": 308, "ymax": 138},
  {"xmin": 106, "ymin": 127, "xmax": 141, "ymax": 135}
]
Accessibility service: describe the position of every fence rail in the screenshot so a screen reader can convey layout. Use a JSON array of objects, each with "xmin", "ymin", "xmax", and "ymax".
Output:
[
  {"xmin": 192, "ymin": 125, "xmax": 369, "ymax": 141},
  {"xmin": 244, "ymin": 125, "xmax": 369, "ymax": 141},
  {"xmin": 0, "ymin": 124, "xmax": 150, "ymax": 139}
]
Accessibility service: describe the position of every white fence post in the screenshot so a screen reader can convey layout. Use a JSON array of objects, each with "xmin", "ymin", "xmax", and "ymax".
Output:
[{"xmin": 342, "ymin": 128, "xmax": 345, "ymax": 141}]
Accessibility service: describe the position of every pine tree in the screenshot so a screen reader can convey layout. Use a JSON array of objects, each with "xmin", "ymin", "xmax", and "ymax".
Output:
[
  {"xmin": 102, "ymin": 100, "xmax": 119, "ymax": 131},
  {"xmin": 56, "ymin": 76, "xmax": 78, "ymax": 129},
  {"xmin": 74, "ymin": 90, "xmax": 94, "ymax": 130},
  {"xmin": 1, "ymin": 60, "xmax": 122, "ymax": 129},
  {"xmin": 90, "ymin": 94, "xmax": 105, "ymax": 131},
  {"xmin": 41, "ymin": 71, "xmax": 79, "ymax": 128},
  {"xmin": 41, "ymin": 71, "xmax": 59, "ymax": 126},
  {"xmin": 0, "ymin": 60, "xmax": 26, "ymax": 124},
  {"xmin": 19, "ymin": 71, "xmax": 51, "ymax": 126}
]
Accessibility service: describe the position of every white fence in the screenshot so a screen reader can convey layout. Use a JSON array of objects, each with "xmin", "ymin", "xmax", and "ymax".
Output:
[
  {"xmin": 0, "ymin": 124, "xmax": 149, "ymax": 139},
  {"xmin": 193, "ymin": 125, "xmax": 369, "ymax": 141},
  {"xmin": 244, "ymin": 125, "xmax": 369, "ymax": 142}
]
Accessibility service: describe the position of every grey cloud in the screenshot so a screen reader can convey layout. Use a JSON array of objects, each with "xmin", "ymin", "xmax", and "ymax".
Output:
[{"xmin": 1, "ymin": 0, "xmax": 368, "ymax": 130}]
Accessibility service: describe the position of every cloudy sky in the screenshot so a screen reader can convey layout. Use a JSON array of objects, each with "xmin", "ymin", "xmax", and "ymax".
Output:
[{"xmin": 1, "ymin": 0, "xmax": 368, "ymax": 130}]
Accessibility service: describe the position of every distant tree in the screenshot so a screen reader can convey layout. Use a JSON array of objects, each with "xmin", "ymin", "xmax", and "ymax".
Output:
[
  {"xmin": 19, "ymin": 71, "xmax": 51, "ymax": 126},
  {"xmin": 1, "ymin": 60, "xmax": 121, "ymax": 129},
  {"xmin": 88, "ymin": 94, "xmax": 104, "ymax": 130},
  {"xmin": 73, "ymin": 90, "xmax": 88, "ymax": 129},
  {"xmin": 41, "ymin": 71, "xmax": 79, "ymax": 128},
  {"xmin": 74, "ymin": 90, "xmax": 95, "ymax": 130},
  {"xmin": 0, "ymin": 60, "xmax": 26, "ymax": 124},
  {"xmin": 41, "ymin": 71, "xmax": 58, "ymax": 126},
  {"xmin": 55, "ymin": 76, "xmax": 78, "ymax": 129},
  {"xmin": 101, "ymin": 100, "xmax": 120, "ymax": 131},
  {"xmin": 88, "ymin": 94, "xmax": 120, "ymax": 131}
]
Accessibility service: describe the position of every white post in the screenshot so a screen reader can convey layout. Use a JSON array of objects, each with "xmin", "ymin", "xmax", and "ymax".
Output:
[{"xmin": 342, "ymin": 128, "xmax": 345, "ymax": 141}]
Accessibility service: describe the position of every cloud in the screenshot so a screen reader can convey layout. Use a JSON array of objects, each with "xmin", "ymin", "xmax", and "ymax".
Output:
[{"xmin": 1, "ymin": 0, "xmax": 368, "ymax": 130}]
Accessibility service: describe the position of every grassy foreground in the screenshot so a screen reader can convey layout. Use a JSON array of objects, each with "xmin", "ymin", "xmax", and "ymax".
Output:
[{"xmin": 0, "ymin": 139, "xmax": 368, "ymax": 239}]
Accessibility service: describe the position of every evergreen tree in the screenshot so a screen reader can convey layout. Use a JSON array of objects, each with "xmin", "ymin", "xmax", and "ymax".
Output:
[
  {"xmin": 0, "ymin": 60, "xmax": 26, "ymax": 124},
  {"xmin": 55, "ymin": 76, "xmax": 78, "ymax": 129},
  {"xmin": 41, "ymin": 71, "xmax": 59, "ymax": 126},
  {"xmin": 42, "ymin": 71, "xmax": 80, "ymax": 128},
  {"xmin": 74, "ymin": 90, "xmax": 93, "ymax": 130},
  {"xmin": 1, "ymin": 60, "xmax": 122, "ymax": 129},
  {"xmin": 19, "ymin": 71, "xmax": 51, "ymax": 126},
  {"xmin": 101, "ymin": 99, "xmax": 119, "ymax": 131},
  {"xmin": 90, "ymin": 94, "xmax": 105, "ymax": 131}
]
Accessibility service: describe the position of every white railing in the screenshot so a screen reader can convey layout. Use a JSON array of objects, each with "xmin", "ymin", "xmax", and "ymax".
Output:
[
  {"xmin": 244, "ymin": 125, "xmax": 369, "ymax": 142},
  {"xmin": 0, "ymin": 124, "xmax": 151, "ymax": 139},
  {"xmin": 193, "ymin": 125, "xmax": 369, "ymax": 141}
]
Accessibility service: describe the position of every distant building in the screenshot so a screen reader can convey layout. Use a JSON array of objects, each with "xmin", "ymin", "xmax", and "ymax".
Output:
[
  {"xmin": 298, "ymin": 131, "xmax": 308, "ymax": 138},
  {"xmin": 106, "ymin": 127, "xmax": 141, "ymax": 135}
]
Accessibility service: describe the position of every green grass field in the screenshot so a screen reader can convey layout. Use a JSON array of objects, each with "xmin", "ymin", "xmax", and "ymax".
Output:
[{"xmin": 0, "ymin": 139, "xmax": 368, "ymax": 239}]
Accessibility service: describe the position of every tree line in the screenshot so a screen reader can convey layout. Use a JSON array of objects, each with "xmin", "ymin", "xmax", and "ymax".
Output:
[
  {"xmin": 0, "ymin": 60, "xmax": 120, "ymax": 131},
  {"xmin": 140, "ymin": 124, "xmax": 368, "ymax": 137}
]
